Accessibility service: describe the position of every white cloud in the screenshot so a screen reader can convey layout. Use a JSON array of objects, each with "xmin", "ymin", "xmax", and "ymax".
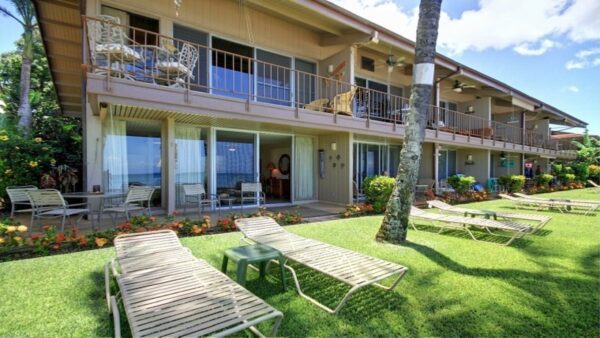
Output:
[
  {"xmin": 565, "ymin": 47, "xmax": 600, "ymax": 70},
  {"xmin": 566, "ymin": 85, "xmax": 579, "ymax": 92},
  {"xmin": 513, "ymin": 39, "xmax": 558, "ymax": 56},
  {"xmin": 329, "ymin": 0, "xmax": 600, "ymax": 55}
]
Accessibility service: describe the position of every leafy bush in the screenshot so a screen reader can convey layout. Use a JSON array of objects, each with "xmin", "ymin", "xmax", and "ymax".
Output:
[
  {"xmin": 559, "ymin": 173, "xmax": 576, "ymax": 184},
  {"xmin": 535, "ymin": 173, "xmax": 554, "ymax": 187},
  {"xmin": 571, "ymin": 163, "xmax": 590, "ymax": 182},
  {"xmin": 447, "ymin": 175, "xmax": 476, "ymax": 194},
  {"xmin": 589, "ymin": 165, "xmax": 600, "ymax": 180},
  {"xmin": 498, "ymin": 175, "xmax": 526, "ymax": 193},
  {"xmin": 363, "ymin": 176, "xmax": 395, "ymax": 212}
]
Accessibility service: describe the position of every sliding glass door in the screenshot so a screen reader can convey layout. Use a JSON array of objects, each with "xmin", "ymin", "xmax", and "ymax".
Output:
[
  {"xmin": 174, "ymin": 125, "xmax": 208, "ymax": 208},
  {"xmin": 215, "ymin": 130, "xmax": 257, "ymax": 205}
]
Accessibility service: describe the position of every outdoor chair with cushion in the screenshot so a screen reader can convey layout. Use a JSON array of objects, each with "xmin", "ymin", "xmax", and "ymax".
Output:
[
  {"xmin": 182, "ymin": 183, "xmax": 220, "ymax": 217},
  {"xmin": 410, "ymin": 206, "xmax": 533, "ymax": 246},
  {"xmin": 427, "ymin": 199, "xmax": 551, "ymax": 232},
  {"xmin": 235, "ymin": 217, "xmax": 408, "ymax": 315},
  {"xmin": 27, "ymin": 189, "xmax": 90, "ymax": 233},
  {"xmin": 156, "ymin": 42, "xmax": 199, "ymax": 88},
  {"xmin": 103, "ymin": 186, "xmax": 155, "ymax": 225},
  {"xmin": 303, "ymin": 98, "xmax": 329, "ymax": 112},
  {"xmin": 240, "ymin": 183, "xmax": 266, "ymax": 211},
  {"xmin": 330, "ymin": 87, "xmax": 356, "ymax": 116},
  {"xmin": 105, "ymin": 230, "xmax": 283, "ymax": 337},
  {"xmin": 6, "ymin": 185, "xmax": 37, "ymax": 218}
]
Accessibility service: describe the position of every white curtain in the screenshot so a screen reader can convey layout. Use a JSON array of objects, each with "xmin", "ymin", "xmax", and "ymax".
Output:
[
  {"xmin": 102, "ymin": 116, "xmax": 128, "ymax": 193},
  {"xmin": 175, "ymin": 126, "xmax": 204, "ymax": 207},
  {"xmin": 294, "ymin": 136, "xmax": 314, "ymax": 200}
]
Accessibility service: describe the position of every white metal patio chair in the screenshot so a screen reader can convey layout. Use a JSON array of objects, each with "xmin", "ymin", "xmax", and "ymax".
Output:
[
  {"xmin": 6, "ymin": 185, "xmax": 37, "ymax": 218},
  {"xmin": 86, "ymin": 15, "xmax": 141, "ymax": 78},
  {"xmin": 27, "ymin": 189, "xmax": 90, "ymax": 233},
  {"xmin": 156, "ymin": 42, "xmax": 199, "ymax": 88},
  {"xmin": 105, "ymin": 230, "xmax": 283, "ymax": 337},
  {"xmin": 103, "ymin": 186, "xmax": 155, "ymax": 225},
  {"xmin": 240, "ymin": 183, "xmax": 266, "ymax": 211},
  {"xmin": 182, "ymin": 184, "xmax": 220, "ymax": 217},
  {"xmin": 235, "ymin": 217, "xmax": 408, "ymax": 315}
]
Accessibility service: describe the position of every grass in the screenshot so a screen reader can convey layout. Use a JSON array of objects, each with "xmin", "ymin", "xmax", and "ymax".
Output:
[{"xmin": 0, "ymin": 188, "xmax": 599, "ymax": 336}]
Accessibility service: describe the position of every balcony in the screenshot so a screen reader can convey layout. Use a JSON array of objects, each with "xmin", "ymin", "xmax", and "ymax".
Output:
[{"xmin": 83, "ymin": 16, "xmax": 576, "ymax": 157}]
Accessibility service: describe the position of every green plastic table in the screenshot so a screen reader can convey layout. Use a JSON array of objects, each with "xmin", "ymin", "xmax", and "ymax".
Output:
[
  {"xmin": 464, "ymin": 209, "xmax": 497, "ymax": 220},
  {"xmin": 221, "ymin": 244, "xmax": 286, "ymax": 291}
]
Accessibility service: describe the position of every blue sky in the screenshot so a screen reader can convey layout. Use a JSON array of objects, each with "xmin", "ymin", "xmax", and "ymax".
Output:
[{"xmin": 0, "ymin": 0, "xmax": 598, "ymax": 133}]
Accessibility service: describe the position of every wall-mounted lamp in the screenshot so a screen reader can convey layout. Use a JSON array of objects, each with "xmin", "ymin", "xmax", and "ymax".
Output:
[
  {"xmin": 499, "ymin": 152, "xmax": 507, "ymax": 160},
  {"xmin": 465, "ymin": 154, "xmax": 475, "ymax": 165},
  {"xmin": 465, "ymin": 105, "xmax": 475, "ymax": 114},
  {"xmin": 331, "ymin": 142, "xmax": 337, "ymax": 151},
  {"xmin": 327, "ymin": 64, "xmax": 334, "ymax": 74}
]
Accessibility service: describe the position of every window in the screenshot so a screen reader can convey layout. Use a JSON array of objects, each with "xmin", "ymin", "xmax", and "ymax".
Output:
[
  {"xmin": 211, "ymin": 37, "xmax": 254, "ymax": 99},
  {"xmin": 100, "ymin": 6, "xmax": 159, "ymax": 45},
  {"xmin": 355, "ymin": 77, "xmax": 397, "ymax": 118},
  {"xmin": 353, "ymin": 142, "xmax": 401, "ymax": 190},
  {"xmin": 173, "ymin": 24, "xmax": 208, "ymax": 92},
  {"xmin": 437, "ymin": 150, "xmax": 457, "ymax": 180},
  {"xmin": 439, "ymin": 100, "xmax": 458, "ymax": 126},
  {"xmin": 256, "ymin": 49, "xmax": 291, "ymax": 106},
  {"xmin": 361, "ymin": 56, "xmax": 375, "ymax": 72},
  {"xmin": 295, "ymin": 59, "xmax": 317, "ymax": 106}
]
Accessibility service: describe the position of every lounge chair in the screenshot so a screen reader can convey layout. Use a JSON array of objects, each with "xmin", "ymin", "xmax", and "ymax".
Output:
[
  {"xmin": 235, "ymin": 217, "xmax": 408, "ymax": 315},
  {"xmin": 587, "ymin": 180, "xmax": 600, "ymax": 190},
  {"xmin": 499, "ymin": 193, "xmax": 599, "ymax": 215},
  {"xmin": 514, "ymin": 192, "xmax": 600, "ymax": 205},
  {"xmin": 105, "ymin": 230, "xmax": 283, "ymax": 338},
  {"xmin": 426, "ymin": 199, "xmax": 552, "ymax": 231},
  {"xmin": 410, "ymin": 206, "xmax": 532, "ymax": 246}
]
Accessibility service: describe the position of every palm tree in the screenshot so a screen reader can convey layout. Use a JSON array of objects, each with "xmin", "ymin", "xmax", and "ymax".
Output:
[
  {"xmin": 0, "ymin": 0, "xmax": 37, "ymax": 133},
  {"xmin": 376, "ymin": 0, "xmax": 443, "ymax": 244},
  {"xmin": 572, "ymin": 130, "xmax": 600, "ymax": 165}
]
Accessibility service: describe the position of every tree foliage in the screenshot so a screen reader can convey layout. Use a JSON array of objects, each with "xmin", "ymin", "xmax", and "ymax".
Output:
[{"xmin": 571, "ymin": 130, "xmax": 600, "ymax": 165}]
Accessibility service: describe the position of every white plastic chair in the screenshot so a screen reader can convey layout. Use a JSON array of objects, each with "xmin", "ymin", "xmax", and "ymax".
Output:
[
  {"xmin": 240, "ymin": 183, "xmax": 266, "ymax": 211},
  {"xmin": 6, "ymin": 185, "xmax": 37, "ymax": 218},
  {"xmin": 103, "ymin": 186, "xmax": 155, "ymax": 225},
  {"xmin": 27, "ymin": 189, "xmax": 90, "ymax": 233},
  {"xmin": 182, "ymin": 184, "xmax": 220, "ymax": 217}
]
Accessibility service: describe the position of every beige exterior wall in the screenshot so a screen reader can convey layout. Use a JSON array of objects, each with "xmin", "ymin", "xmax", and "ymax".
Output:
[
  {"xmin": 354, "ymin": 48, "xmax": 411, "ymax": 90},
  {"xmin": 318, "ymin": 132, "xmax": 352, "ymax": 204},
  {"xmin": 490, "ymin": 151, "xmax": 523, "ymax": 177},
  {"xmin": 456, "ymin": 148, "xmax": 489, "ymax": 183}
]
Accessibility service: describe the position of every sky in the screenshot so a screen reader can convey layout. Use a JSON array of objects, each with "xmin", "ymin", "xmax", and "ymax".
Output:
[
  {"xmin": 0, "ymin": 0, "xmax": 598, "ymax": 133},
  {"xmin": 330, "ymin": 0, "xmax": 600, "ymax": 134}
]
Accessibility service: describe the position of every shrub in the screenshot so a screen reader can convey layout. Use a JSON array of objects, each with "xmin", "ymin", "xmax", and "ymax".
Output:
[
  {"xmin": 447, "ymin": 175, "xmax": 476, "ymax": 194},
  {"xmin": 498, "ymin": 175, "xmax": 526, "ymax": 193},
  {"xmin": 559, "ymin": 173, "xmax": 576, "ymax": 184},
  {"xmin": 363, "ymin": 175, "xmax": 395, "ymax": 212},
  {"xmin": 589, "ymin": 165, "xmax": 600, "ymax": 180},
  {"xmin": 340, "ymin": 203, "xmax": 375, "ymax": 218},
  {"xmin": 572, "ymin": 163, "xmax": 590, "ymax": 182},
  {"xmin": 535, "ymin": 173, "xmax": 554, "ymax": 187}
]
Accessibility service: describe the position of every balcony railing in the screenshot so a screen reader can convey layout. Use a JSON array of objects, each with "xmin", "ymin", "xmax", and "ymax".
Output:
[{"xmin": 84, "ymin": 16, "xmax": 572, "ymax": 154}]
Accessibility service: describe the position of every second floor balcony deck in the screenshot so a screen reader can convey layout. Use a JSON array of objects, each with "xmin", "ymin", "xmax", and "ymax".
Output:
[{"xmin": 84, "ymin": 16, "xmax": 577, "ymax": 157}]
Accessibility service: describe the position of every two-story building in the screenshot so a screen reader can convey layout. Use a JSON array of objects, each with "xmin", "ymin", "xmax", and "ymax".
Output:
[{"xmin": 34, "ymin": 0, "xmax": 586, "ymax": 213}]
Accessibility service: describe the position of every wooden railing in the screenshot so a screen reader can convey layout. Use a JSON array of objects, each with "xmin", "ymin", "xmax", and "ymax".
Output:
[{"xmin": 83, "ymin": 16, "xmax": 575, "ymax": 155}]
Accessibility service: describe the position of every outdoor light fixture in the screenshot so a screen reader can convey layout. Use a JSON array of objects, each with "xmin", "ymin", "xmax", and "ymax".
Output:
[
  {"xmin": 500, "ymin": 152, "xmax": 507, "ymax": 160},
  {"xmin": 466, "ymin": 105, "xmax": 475, "ymax": 114},
  {"xmin": 465, "ymin": 154, "xmax": 475, "ymax": 165},
  {"xmin": 331, "ymin": 142, "xmax": 337, "ymax": 151}
]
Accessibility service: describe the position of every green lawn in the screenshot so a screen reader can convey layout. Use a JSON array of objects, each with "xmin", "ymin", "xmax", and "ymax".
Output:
[{"xmin": 0, "ymin": 189, "xmax": 599, "ymax": 336}]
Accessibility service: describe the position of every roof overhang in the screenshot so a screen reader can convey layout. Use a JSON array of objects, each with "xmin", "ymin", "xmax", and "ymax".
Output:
[{"xmin": 33, "ymin": 0, "xmax": 83, "ymax": 117}]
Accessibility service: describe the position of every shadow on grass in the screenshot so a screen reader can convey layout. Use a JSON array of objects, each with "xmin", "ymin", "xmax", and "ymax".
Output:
[
  {"xmin": 87, "ymin": 270, "xmax": 128, "ymax": 338},
  {"xmin": 405, "ymin": 241, "xmax": 599, "ymax": 335}
]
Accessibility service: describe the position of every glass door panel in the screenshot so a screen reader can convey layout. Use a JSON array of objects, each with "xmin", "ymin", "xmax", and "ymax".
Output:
[
  {"xmin": 211, "ymin": 37, "xmax": 254, "ymax": 100},
  {"xmin": 216, "ymin": 130, "xmax": 257, "ymax": 205}
]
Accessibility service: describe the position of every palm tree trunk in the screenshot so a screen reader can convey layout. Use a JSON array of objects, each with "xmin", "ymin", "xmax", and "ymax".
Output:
[
  {"xmin": 17, "ymin": 54, "xmax": 32, "ymax": 132},
  {"xmin": 376, "ymin": 0, "xmax": 442, "ymax": 244}
]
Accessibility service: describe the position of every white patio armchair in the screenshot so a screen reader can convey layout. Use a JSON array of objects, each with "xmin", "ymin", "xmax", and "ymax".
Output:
[
  {"xmin": 27, "ymin": 189, "xmax": 90, "ymax": 233},
  {"xmin": 103, "ymin": 186, "xmax": 155, "ymax": 225},
  {"xmin": 6, "ymin": 185, "xmax": 37, "ymax": 218},
  {"xmin": 240, "ymin": 182, "xmax": 266, "ymax": 211},
  {"xmin": 182, "ymin": 184, "xmax": 220, "ymax": 217},
  {"xmin": 86, "ymin": 15, "xmax": 141, "ymax": 78},
  {"xmin": 156, "ymin": 42, "xmax": 199, "ymax": 87}
]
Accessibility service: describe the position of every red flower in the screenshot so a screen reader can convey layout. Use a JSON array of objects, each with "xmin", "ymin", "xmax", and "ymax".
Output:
[
  {"xmin": 42, "ymin": 225, "xmax": 51, "ymax": 231},
  {"xmin": 55, "ymin": 233, "xmax": 66, "ymax": 243},
  {"xmin": 30, "ymin": 234, "xmax": 41, "ymax": 241}
]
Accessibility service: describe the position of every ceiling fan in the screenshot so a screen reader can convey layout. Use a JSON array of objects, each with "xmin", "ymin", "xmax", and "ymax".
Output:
[
  {"xmin": 452, "ymin": 80, "xmax": 476, "ymax": 93},
  {"xmin": 384, "ymin": 54, "xmax": 405, "ymax": 73}
]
